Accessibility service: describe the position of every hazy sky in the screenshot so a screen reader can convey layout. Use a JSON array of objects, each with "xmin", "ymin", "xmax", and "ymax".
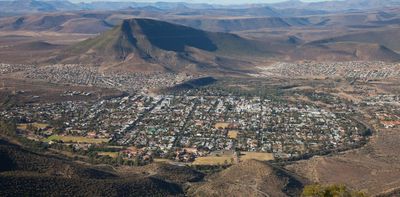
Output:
[{"xmin": 71, "ymin": 0, "xmax": 333, "ymax": 4}]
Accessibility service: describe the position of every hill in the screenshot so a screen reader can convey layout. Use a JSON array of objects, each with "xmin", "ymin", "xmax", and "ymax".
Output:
[
  {"xmin": 0, "ymin": 0, "xmax": 79, "ymax": 14},
  {"xmin": 51, "ymin": 18, "xmax": 270, "ymax": 73},
  {"xmin": 309, "ymin": 28, "xmax": 400, "ymax": 52},
  {"xmin": 1, "ymin": 11, "xmax": 400, "ymax": 68},
  {"xmin": 0, "ymin": 136, "xmax": 308, "ymax": 197},
  {"xmin": 0, "ymin": 13, "xmax": 112, "ymax": 34},
  {"xmin": 270, "ymin": 0, "xmax": 400, "ymax": 11},
  {"xmin": 286, "ymin": 126, "xmax": 400, "ymax": 196},
  {"xmin": 46, "ymin": 17, "xmax": 400, "ymax": 73},
  {"xmin": 170, "ymin": 17, "xmax": 311, "ymax": 32},
  {"xmin": 0, "ymin": 0, "xmax": 57, "ymax": 13},
  {"xmin": 0, "ymin": 139, "xmax": 114, "ymax": 179},
  {"xmin": 0, "ymin": 138, "xmax": 192, "ymax": 196},
  {"xmin": 188, "ymin": 160, "xmax": 307, "ymax": 197},
  {"xmin": 289, "ymin": 42, "xmax": 400, "ymax": 62}
]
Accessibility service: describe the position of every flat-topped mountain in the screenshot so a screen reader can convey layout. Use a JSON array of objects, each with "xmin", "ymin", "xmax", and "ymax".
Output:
[{"xmin": 51, "ymin": 18, "xmax": 269, "ymax": 73}]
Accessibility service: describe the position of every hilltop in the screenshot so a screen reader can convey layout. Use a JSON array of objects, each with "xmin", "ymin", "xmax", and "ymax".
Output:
[{"xmin": 188, "ymin": 160, "xmax": 306, "ymax": 197}]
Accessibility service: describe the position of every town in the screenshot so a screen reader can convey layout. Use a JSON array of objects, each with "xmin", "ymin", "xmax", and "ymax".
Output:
[
  {"xmin": 1, "ymin": 62, "xmax": 390, "ymax": 166},
  {"xmin": 1, "ymin": 93, "xmax": 370, "ymax": 164}
]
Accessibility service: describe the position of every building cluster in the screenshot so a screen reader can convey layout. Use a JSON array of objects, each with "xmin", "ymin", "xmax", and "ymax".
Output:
[
  {"xmin": 362, "ymin": 94, "xmax": 400, "ymax": 129},
  {"xmin": 258, "ymin": 61, "xmax": 400, "ymax": 80},
  {"xmin": 363, "ymin": 94, "xmax": 400, "ymax": 106},
  {"xmin": 1, "ymin": 94, "xmax": 367, "ymax": 160},
  {"xmin": 0, "ymin": 63, "xmax": 194, "ymax": 92},
  {"xmin": 0, "ymin": 63, "xmax": 36, "ymax": 74}
]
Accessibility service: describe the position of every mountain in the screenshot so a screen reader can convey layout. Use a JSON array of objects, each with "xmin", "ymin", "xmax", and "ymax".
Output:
[
  {"xmin": 0, "ymin": 0, "xmax": 78, "ymax": 13},
  {"xmin": 2, "ymin": 11, "xmax": 399, "ymax": 69},
  {"xmin": 170, "ymin": 17, "xmax": 311, "ymax": 32},
  {"xmin": 51, "ymin": 18, "xmax": 271, "ymax": 73},
  {"xmin": 0, "ymin": 13, "xmax": 313, "ymax": 34},
  {"xmin": 1, "ymin": 0, "xmax": 400, "ymax": 16},
  {"xmin": 0, "ymin": 13, "xmax": 116, "ymax": 34},
  {"xmin": 215, "ymin": 6, "xmax": 281, "ymax": 17},
  {"xmin": 308, "ymin": 28, "xmax": 400, "ymax": 52},
  {"xmin": 0, "ymin": 0, "xmax": 57, "ymax": 13},
  {"xmin": 289, "ymin": 42, "xmax": 400, "ymax": 62},
  {"xmin": 270, "ymin": 0, "xmax": 400, "ymax": 11}
]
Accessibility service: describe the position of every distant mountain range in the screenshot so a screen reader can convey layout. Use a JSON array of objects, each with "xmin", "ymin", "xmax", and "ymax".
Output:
[
  {"xmin": 1, "ymin": 0, "xmax": 400, "ymax": 15},
  {"xmin": 0, "ymin": 0, "xmax": 79, "ymax": 13},
  {"xmin": 272, "ymin": 0, "xmax": 400, "ymax": 11}
]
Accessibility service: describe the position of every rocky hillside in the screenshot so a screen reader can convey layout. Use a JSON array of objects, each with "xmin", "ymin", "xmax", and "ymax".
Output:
[
  {"xmin": 51, "ymin": 18, "xmax": 268, "ymax": 73},
  {"xmin": 188, "ymin": 160, "xmax": 307, "ymax": 197}
]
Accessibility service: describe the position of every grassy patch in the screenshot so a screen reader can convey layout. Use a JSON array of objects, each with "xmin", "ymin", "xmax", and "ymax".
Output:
[
  {"xmin": 214, "ymin": 122, "xmax": 230, "ymax": 129},
  {"xmin": 17, "ymin": 123, "xmax": 49, "ymax": 130},
  {"xmin": 240, "ymin": 152, "xmax": 274, "ymax": 161},
  {"xmin": 227, "ymin": 130, "xmax": 238, "ymax": 139},
  {"xmin": 43, "ymin": 135, "xmax": 109, "ymax": 144},
  {"xmin": 192, "ymin": 155, "xmax": 234, "ymax": 166},
  {"xmin": 97, "ymin": 152, "xmax": 119, "ymax": 158}
]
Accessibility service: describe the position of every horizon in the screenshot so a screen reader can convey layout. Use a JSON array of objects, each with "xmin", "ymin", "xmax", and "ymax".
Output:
[{"xmin": 66, "ymin": 0, "xmax": 335, "ymax": 5}]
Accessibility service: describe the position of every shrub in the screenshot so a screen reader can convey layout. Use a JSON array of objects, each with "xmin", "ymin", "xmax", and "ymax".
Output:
[{"xmin": 302, "ymin": 184, "xmax": 367, "ymax": 197}]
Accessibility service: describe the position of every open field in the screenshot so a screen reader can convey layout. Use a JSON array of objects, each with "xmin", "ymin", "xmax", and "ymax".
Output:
[
  {"xmin": 43, "ymin": 135, "xmax": 109, "ymax": 144},
  {"xmin": 214, "ymin": 122, "xmax": 230, "ymax": 129},
  {"xmin": 97, "ymin": 152, "xmax": 119, "ymax": 158},
  {"xmin": 17, "ymin": 123, "xmax": 49, "ymax": 130},
  {"xmin": 227, "ymin": 130, "xmax": 238, "ymax": 139},
  {"xmin": 153, "ymin": 158, "xmax": 172, "ymax": 163},
  {"xmin": 240, "ymin": 152, "xmax": 274, "ymax": 161},
  {"xmin": 192, "ymin": 155, "xmax": 234, "ymax": 166}
]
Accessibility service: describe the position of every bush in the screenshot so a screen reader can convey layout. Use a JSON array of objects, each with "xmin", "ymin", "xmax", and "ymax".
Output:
[
  {"xmin": 302, "ymin": 184, "xmax": 367, "ymax": 197},
  {"xmin": 0, "ymin": 120, "xmax": 17, "ymax": 137}
]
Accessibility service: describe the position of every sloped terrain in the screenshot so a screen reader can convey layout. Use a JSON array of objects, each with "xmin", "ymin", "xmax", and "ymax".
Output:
[
  {"xmin": 0, "ymin": 0, "xmax": 78, "ymax": 14},
  {"xmin": 51, "ymin": 18, "xmax": 267, "ymax": 73},
  {"xmin": 0, "ymin": 13, "xmax": 112, "ymax": 33},
  {"xmin": 0, "ymin": 139, "xmax": 189, "ymax": 196},
  {"xmin": 270, "ymin": 0, "xmax": 400, "ymax": 11},
  {"xmin": 170, "ymin": 17, "xmax": 310, "ymax": 32},
  {"xmin": 286, "ymin": 128, "xmax": 400, "ymax": 196},
  {"xmin": 0, "ymin": 139, "xmax": 115, "ymax": 179},
  {"xmin": 0, "ymin": 4, "xmax": 399, "ymax": 72},
  {"xmin": 188, "ymin": 160, "xmax": 306, "ymax": 197},
  {"xmin": 309, "ymin": 28, "xmax": 400, "ymax": 52},
  {"xmin": 288, "ymin": 42, "xmax": 400, "ymax": 62},
  {"xmin": 0, "ymin": 138, "xmax": 308, "ymax": 197},
  {"xmin": 0, "ymin": 174, "xmax": 183, "ymax": 197}
]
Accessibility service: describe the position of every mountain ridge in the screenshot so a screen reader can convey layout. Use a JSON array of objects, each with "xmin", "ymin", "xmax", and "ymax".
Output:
[{"xmin": 51, "ymin": 18, "xmax": 268, "ymax": 74}]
